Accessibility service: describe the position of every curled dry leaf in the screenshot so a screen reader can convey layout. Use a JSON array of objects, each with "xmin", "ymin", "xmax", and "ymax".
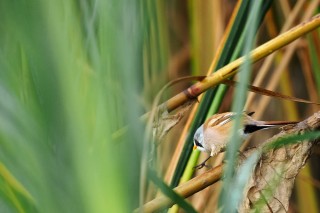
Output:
[
  {"xmin": 153, "ymin": 100, "xmax": 195, "ymax": 142},
  {"xmin": 222, "ymin": 79, "xmax": 320, "ymax": 106},
  {"xmin": 238, "ymin": 111, "xmax": 320, "ymax": 212}
]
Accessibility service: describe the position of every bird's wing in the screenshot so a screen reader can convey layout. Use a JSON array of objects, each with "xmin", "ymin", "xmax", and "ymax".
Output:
[{"xmin": 206, "ymin": 112, "xmax": 237, "ymax": 128}]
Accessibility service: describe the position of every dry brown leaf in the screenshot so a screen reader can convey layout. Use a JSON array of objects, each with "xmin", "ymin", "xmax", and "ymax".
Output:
[
  {"xmin": 153, "ymin": 100, "xmax": 195, "ymax": 142},
  {"xmin": 223, "ymin": 79, "xmax": 320, "ymax": 106}
]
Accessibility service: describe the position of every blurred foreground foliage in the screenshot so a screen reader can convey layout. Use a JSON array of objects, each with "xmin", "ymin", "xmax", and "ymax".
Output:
[{"xmin": 0, "ymin": 1, "xmax": 145, "ymax": 212}]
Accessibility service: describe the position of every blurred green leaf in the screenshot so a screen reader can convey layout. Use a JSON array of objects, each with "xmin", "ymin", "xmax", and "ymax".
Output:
[
  {"xmin": 0, "ymin": 1, "xmax": 145, "ymax": 212},
  {"xmin": 148, "ymin": 169, "xmax": 197, "ymax": 213}
]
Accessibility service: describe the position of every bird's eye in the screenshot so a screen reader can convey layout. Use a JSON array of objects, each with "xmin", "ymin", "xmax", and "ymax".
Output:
[{"xmin": 194, "ymin": 139, "xmax": 204, "ymax": 148}]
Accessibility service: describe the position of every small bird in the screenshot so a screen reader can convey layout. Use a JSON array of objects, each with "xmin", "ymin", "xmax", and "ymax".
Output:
[{"xmin": 193, "ymin": 112, "xmax": 298, "ymax": 169}]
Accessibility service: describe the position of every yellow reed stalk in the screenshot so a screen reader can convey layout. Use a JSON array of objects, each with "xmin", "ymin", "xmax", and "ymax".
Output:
[
  {"xmin": 163, "ymin": 14, "xmax": 320, "ymax": 113},
  {"xmin": 135, "ymin": 165, "xmax": 223, "ymax": 213}
]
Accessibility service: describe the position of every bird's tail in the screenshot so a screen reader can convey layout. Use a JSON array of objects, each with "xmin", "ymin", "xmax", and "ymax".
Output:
[{"xmin": 243, "ymin": 121, "xmax": 299, "ymax": 134}]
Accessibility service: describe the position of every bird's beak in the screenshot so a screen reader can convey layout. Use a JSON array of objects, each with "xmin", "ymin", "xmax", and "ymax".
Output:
[{"xmin": 193, "ymin": 145, "xmax": 197, "ymax": 150}]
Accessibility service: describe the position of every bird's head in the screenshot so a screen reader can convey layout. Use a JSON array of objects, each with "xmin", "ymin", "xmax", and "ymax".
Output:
[{"xmin": 193, "ymin": 125, "xmax": 206, "ymax": 152}]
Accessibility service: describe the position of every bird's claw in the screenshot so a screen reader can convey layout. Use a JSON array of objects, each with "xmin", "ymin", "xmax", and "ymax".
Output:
[{"xmin": 193, "ymin": 163, "xmax": 211, "ymax": 170}]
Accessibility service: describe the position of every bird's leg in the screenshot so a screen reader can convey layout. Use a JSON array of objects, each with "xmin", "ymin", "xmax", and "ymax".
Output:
[{"xmin": 194, "ymin": 155, "xmax": 212, "ymax": 169}]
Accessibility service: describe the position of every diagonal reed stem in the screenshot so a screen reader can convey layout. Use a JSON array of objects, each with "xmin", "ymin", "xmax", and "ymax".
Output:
[{"xmin": 162, "ymin": 14, "xmax": 320, "ymax": 114}]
